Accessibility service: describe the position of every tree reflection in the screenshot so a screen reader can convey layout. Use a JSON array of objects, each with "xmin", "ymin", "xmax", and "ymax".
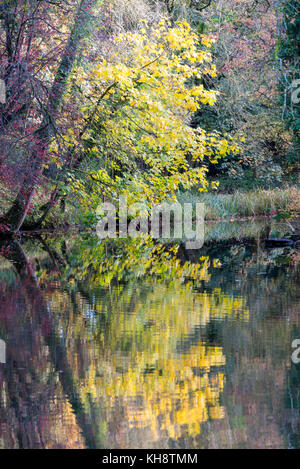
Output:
[
  {"xmin": 0, "ymin": 232, "xmax": 299, "ymax": 448},
  {"xmin": 0, "ymin": 239, "xmax": 103, "ymax": 448}
]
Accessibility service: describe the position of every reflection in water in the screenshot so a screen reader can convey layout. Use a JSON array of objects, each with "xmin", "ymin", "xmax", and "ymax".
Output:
[
  {"xmin": 0, "ymin": 226, "xmax": 300, "ymax": 448},
  {"xmin": 58, "ymin": 283, "xmax": 249, "ymax": 446}
]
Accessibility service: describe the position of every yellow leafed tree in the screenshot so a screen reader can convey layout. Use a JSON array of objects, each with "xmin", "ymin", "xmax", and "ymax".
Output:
[{"xmin": 71, "ymin": 19, "xmax": 238, "ymax": 209}]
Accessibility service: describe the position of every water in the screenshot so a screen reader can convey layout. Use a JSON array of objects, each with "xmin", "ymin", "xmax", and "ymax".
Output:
[{"xmin": 0, "ymin": 219, "xmax": 300, "ymax": 449}]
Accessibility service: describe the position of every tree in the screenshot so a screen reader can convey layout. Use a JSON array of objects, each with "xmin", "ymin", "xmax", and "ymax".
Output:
[
  {"xmin": 70, "ymin": 19, "xmax": 237, "ymax": 214},
  {"xmin": 183, "ymin": 0, "xmax": 295, "ymax": 187},
  {"xmin": 0, "ymin": 0, "xmax": 97, "ymax": 232},
  {"xmin": 277, "ymin": 0, "xmax": 300, "ymax": 161}
]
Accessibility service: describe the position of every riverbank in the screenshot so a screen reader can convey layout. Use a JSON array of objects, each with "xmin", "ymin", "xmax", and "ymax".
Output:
[
  {"xmin": 1, "ymin": 187, "xmax": 299, "ymax": 237},
  {"xmin": 178, "ymin": 186, "xmax": 300, "ymax": 221}
]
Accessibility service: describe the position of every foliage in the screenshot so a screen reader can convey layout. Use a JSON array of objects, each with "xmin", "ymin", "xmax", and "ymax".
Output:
[
  {"xmin": 277, "ymin": 0, "xmax": 300, "ymax": 161},
  {"xmin": 184, "ymin": 0, "xmax": 296, "ymax": 187},
  {"xmin": 69, "ymin": 19, "xmax": 238, "ymax": 212},
  {"xmin": 178, "ymin": 186, "xmax": 299, "ymax": 220},
  {"xmin": 0, "ymin": 0, "xmax": 298, "ymax": 232}
]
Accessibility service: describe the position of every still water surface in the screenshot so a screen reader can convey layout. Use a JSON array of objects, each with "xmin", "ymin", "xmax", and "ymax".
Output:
[{"xmin": 0, "ymin": 220, "xmax": 300, "ymax": 448}]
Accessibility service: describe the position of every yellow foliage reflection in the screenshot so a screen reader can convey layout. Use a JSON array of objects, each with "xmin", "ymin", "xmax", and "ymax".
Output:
[{"xmin": 55, "ymin": 280, "xmax": 250, "ymax": 443}]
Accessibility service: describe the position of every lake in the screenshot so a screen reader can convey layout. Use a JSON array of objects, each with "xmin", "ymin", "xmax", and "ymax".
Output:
[{"xmin": 0, "ymin": 218, "xmax": 300, "ymax": 448}]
